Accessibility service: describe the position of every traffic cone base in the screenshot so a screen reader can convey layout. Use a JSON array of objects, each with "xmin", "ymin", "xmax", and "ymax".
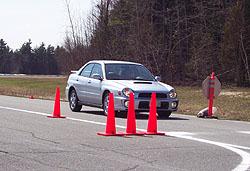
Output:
[
  {"xmin": 144, "ymin": 132, "xmax": 165, "ymax": 135},
  {"xmin": 124, "ymin": 132, "xmax": 145, "ymax": 136},
  {"xmin": 47, "ymin": 116, "xmax": 66, "ymax": 119},
  {"xmin": 97, "ymin": 132, "xmax": 125, "ymax": 136}
]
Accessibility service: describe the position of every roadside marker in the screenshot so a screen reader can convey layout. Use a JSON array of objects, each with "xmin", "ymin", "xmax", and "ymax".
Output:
[
  {"xmin": 208, "ymin": 72, "xmax": 215, "ymax": 117},
  {"xmin": 29, "ymin": 95, "xmax": 34, "ymax": 99},
  {"xmin": 201, "ymin": 72, "xmax": 221, "ymax": 118}
]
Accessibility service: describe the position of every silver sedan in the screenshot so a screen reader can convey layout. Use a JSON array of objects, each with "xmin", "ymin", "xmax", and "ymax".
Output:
[{"xmin": 66, "ymin": 60, "xmax": 178, "ymax": 117}]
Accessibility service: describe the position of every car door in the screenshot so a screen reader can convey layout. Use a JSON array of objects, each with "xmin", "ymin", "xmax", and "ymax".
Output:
[
  {"xmin": 84, "ymin": 64, "xmax": 103, "ymax": 106},
  {"xmin": 75, "ymin": 63, "xmax": 94, "ymax": 103}
]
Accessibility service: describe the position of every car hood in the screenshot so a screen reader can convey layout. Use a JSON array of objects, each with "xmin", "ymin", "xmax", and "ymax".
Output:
[{"xmin": 109, "ymin": 80, "xmax": 174, "ymax": 92}]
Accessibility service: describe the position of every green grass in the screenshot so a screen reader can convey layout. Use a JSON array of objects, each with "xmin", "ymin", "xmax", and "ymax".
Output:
[
  {"xmin": 0, "ymin": 76, "xmax": 67, "ymax": 100},
  {"xmin": 0, "ymin": 76, "xmax": 249, "ymax": 121}
]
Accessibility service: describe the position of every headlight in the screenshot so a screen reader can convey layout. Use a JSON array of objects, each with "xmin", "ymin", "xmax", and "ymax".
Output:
[
  {"xmin": 169, "ymin": 90, "xmax": 177, "ymax": 98},
  {"xmin": 122, "ymin": 88, "xmax": 134, "ymax": 97}
]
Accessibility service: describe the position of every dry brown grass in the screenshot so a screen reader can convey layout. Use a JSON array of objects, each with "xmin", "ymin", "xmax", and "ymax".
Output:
[{"xmin": 177, "ymin": 86, "xmax": 250, "ymax": 121}]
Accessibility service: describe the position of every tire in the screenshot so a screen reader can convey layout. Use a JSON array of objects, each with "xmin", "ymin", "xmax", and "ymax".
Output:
[
  {"xmin": 157, "ymin": 111, "xmax": 172, "ymax": 118},
  {"xmin": 103, "ymin": 92, "xmax": 109, "ymax": 115},
  {"xmin": 103, "ymin": 91, "xmax": 125, "ymax": 116},
  {"xmin": 69, "ymin": 89, "xmax": 82, "ymax": 112}
]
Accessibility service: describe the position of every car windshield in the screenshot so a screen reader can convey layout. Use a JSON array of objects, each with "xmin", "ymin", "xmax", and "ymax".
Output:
[{"xmin": 105, "ymin": 63, "xmax": 155, "ymax": 81}]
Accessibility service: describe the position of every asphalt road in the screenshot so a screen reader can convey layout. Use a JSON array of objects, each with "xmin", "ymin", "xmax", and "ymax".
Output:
[{"xmin": 0, "ymin": 95, "xmax": 250, "ymax": 171}]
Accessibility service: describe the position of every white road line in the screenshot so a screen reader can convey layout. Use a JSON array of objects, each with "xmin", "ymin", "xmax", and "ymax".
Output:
[
  {"xmin": 163, "ymin": 133, "xmax": 250, "ymax": 171},
  {"xmin": 225, "ymin": 144, "xmax": 250, "ymax": 151},
  {"xmin": 0, "ymin": 105, "xmax": 250, "ymax": 171},
  {"xmin": 67, "ymin": 117, "xmax": 107, "ymax": 127},
  {"xmin": 0, "ymin": 106, "xmax": 50, "ymax": 116},
  {"xmin": 238, "ymin": 131, "xmax": 250, "ymax": 135}
]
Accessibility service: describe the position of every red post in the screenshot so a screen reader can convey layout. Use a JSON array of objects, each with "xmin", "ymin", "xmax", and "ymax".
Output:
[{"xmin": 208, "ymin": 72, "xmax": 215, "ymax": 117}]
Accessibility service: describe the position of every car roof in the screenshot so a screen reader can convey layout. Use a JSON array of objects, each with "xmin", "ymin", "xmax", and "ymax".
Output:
[{"xmin": 89, "ymin": 60, "xmax": 142, "ymax": 65}]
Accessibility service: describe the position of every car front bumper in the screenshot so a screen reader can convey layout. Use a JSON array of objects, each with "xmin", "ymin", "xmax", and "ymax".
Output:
[{"xmin": 113, "ymin": 95, "xmax": 178, "ymax": 112}]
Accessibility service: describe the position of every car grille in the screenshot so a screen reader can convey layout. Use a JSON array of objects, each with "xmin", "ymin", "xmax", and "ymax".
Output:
[
  {"xmin": 138, "ymin": 101, "xmax": 169, "ymax": 109},
  {"xmin": 138, "ymin": 101, "xmax": 150, "ymax": 109},
  {"xmin": 138, "ymin": 93, "xmax": 167, "ymax": 98},
  {"xmin": 161, "ymin": 102, "xmax": 169, "ymax": 109}
]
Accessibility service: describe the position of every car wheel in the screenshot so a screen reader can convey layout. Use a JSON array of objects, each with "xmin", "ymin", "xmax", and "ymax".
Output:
[
  {"xmin": 103, "ymin": 92, "xmax": 109, "ymax": 115},
  {"xmin": 157, "ymin": 111, "xmax": 172, "ymax": 118},
  {"xmin": 69, "ymin": 89, "xmax": 82, "ymax": 112},
  {"xmin": 103, "ymin": 92, "xmax": 125, "ymax": 116}
]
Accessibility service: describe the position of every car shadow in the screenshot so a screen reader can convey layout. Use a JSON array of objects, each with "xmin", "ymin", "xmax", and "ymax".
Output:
[
  {"xmin": 135, "ymin": 114, "xmax": 189, "ymax": 120},
  {"xmin": 158, "ymin": 116, "xmax": 189, "ymax": 121},
  {"xmin": 80, "ymin": 110, "xmax": 189, "ymax": 121},
  {"xmin": 79, "ymin": 110, "xmax": 128, "ymax": 119},
  {"xmin": 79, "ymin": 110, "xmax": 104, "ymax": 116}
]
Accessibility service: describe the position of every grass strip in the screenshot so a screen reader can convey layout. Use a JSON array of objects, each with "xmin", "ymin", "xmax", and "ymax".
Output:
[{"xmin": 0, "ymin": 76, "xmax": 249, "ymax": 121}]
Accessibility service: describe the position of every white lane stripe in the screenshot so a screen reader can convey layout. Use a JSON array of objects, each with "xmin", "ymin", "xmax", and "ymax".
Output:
[
  {"xmin": 238, "ymin": 131, "xmax": 250, "ymax": 135},
  {"xmin": 163, "ymin": 133, "xmax": 250, "ymax": 171},
  {"xmin": 0, "ymin": 105, "xmax": 250, "ymax": 171},
  {"xmin": 0, "ymin": 106, "xmax": 49, "ymax": 116},
  {"xmin": 224, "ymin": 144, "xmax": 250, "ymax": 151},
  {"xmin": 67, "ymin": 117, "xmax": 107, "ymax": 127}
]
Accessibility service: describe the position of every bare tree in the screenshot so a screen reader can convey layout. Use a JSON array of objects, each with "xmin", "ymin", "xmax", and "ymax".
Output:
[{"xmin": 65, "ymin": 0, "xmax": 77, "ymax": 48}]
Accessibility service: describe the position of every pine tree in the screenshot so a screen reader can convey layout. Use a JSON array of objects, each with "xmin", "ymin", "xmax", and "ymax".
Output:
[{"xmin": 0, "ymin": 39, "xmax": 11, "ymax": 73}]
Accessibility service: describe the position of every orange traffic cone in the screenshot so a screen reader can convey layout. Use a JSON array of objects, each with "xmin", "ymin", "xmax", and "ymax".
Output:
[
  {"xmin": 48, "ymin": 87, "xmax": 65, "ymax": 118},
  {"xmin": 145, "ymin": 92, "xmax": 165, "ymax": 135},
  {"xmin": 124, "ymin": 93, "xmax": 144, "ymax": 135},
  {"xmin": 97, "ymin": 93, "xmax": 125, "ymax": 136}
]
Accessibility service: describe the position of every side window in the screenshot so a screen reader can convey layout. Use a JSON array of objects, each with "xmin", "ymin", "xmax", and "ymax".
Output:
[
  {"xmin": 90, "ymin": 64, "xmax": 103, "ymax": 78},
  {"xmin": 79, "ymin": 64, "xmax": 94, "ymax": 77}
]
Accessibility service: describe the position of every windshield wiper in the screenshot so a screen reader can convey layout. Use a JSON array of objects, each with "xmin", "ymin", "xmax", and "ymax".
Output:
[{"xmin": 134, "ymin": 78, "xmax": 152, "ymax": 81}]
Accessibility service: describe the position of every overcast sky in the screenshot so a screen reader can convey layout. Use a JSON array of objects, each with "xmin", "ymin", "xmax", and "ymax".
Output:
[{"xmin": 0, "ymin": 0, "xmax": 93, "ymax": 50}]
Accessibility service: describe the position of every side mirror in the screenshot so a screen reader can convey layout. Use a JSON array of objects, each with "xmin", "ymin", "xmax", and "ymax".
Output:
[
  {"xmin": 92, "ymin": 74, "xmax": 103, "ymax": 81},
  {"xmin": 155, "ymin": 76, "xmax": 161, "ymax": 82}
]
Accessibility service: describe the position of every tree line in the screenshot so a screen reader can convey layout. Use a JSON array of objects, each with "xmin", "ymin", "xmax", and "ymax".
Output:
[
  {"xmin": 0, "ymin": 39, "xmax": 75, "ymax": 75},
  {"xmin": 1, "ymin": 0, "xmax": 250, "ymax": 86},
  {"xmin": 64, "ymin": 0, "xmax": 250, "ymax": 86}
]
